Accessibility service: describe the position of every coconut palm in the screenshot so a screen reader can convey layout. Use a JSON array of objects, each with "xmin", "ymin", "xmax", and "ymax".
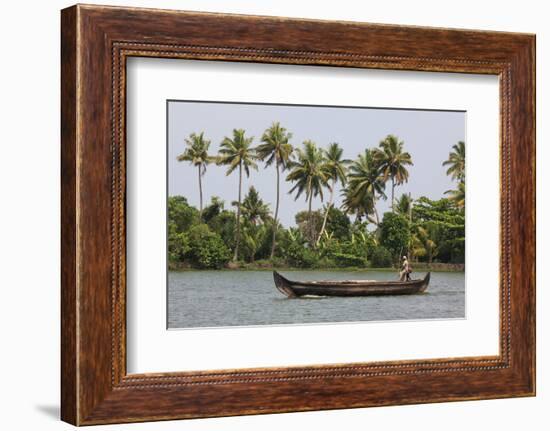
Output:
[
  {"xmin": 373, "ymin": 135, "xmax": 413, "ymax": 212},
  {"xmin": 234, "ymin": 186, "xmax": 271, "ymax": 225},
  {"xmin": 217, "ymin": 129, "xmax": 259, "ymax": 261},
  {"xmin": 256, "ymin": 122, "xmax": 294, "ymax": 258},
  {"xmin": 445, "ymin": 181, "xmax": 465, "ymax": 209},
  {"xmin": 286, "ymin": 140, "xmax": 330, "ymax": 245},
  {"xmin": 176, "ymin": 132, "xmax": 214, "ymax": 218},
  {"xmin": 396, "ymin": 193, "xmax": 413, "ymax": 218},
  {"xmin": 443, "ymin": 141, "xmax": 465, "ymax": 182},
  {"xmin": 341, "ymin": 149, "xmax": 386, "ymax": 225},
  {"xmin": 241, "ymin": 223, "xmax": 268, "ymax": 263},
  {"xmin": 396, "ymin": 193, "xmax": 415, "ymax": 254},
  {"xmin": 411, "ymin": 225, "xmax": 438, "ymax": 264},
  {"xmin": 316, "ymin": 143, "xmax": 349, "ymax": 244}
]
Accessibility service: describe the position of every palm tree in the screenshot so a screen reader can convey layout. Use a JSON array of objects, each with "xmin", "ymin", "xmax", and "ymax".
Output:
[
  {"xmin": 241, "ymin": 223, "xmax": 268, "ymax": 263},
  {"xmin": 411, "ymin": 225, "xmax": 438, "ymax": 264},
  {"xmin": 396, "ymin": 193, "xmax": 413, "ymax": 218},
  {"xmin": 176, "ymin": 132, "xmax": 213, "ymax": 218},
  {"xmin": 443, "ymin": 141, "xmax": 465, "ymax": 211},
  {"xmin": 373, "ymin": 135, "xmax": 413, "ymax": 212},
  {"xmin": 443, "ymin": 141, "xmax": 465, "ymax": 182},
  {"xmin": 217, "ymin": 129, "xmax": 259, "ymax": 261},
  {"xmin": 256, "ymin": 122, "xmax": 294, "ymax": 258},
  {"xmin": 286, "ymin": 140, "xmax": 329, "ymax": 245},
  {"xmin": 396, "ymin": 193, "xmax": 414, "ymax": 254},
  {"xmin": 445, "ymin": 181, "xmax": 465, "ymax": 209},
  {"xmin": 341, "ymin": 149, "xmax": 386, "ymax": 225},
  {"xmin": 234, "ymin": 186, "xmax": 271, "ymax": 225},
  {"xmin": 316, "ymin": 143, "xmax": 349, "ymax": 244}
]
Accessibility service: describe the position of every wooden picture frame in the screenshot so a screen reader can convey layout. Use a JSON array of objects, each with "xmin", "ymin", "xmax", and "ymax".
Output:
[{"xmin": 61, "ymin": 4, "xmax": 535, "ymax": 425}]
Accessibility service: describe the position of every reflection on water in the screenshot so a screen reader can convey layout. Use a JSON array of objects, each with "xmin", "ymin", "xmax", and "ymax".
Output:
[{"xmin": 168, "ymin": 270, "xmax": 465, "ymax": 329}]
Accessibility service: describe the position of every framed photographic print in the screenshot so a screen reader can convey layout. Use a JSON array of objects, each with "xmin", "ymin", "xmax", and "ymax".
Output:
[{"xmin": 61, "ymin": 4, "xmax": 535, "ymax": 425}]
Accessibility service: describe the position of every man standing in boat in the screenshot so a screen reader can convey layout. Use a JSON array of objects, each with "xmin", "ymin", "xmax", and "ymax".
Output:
[{"xmin": 400, "ymin": 256, "xmax": 412, "ymax": 281}]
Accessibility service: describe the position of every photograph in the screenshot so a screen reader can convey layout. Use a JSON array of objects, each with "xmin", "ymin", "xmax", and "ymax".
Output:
[
  {"xmin": 167, "ymin": 100, "xmax": 466, "ymax": 329},
  {"xmin": 53, "ymin": 3, "xmax": 536, "ymax": 426}
]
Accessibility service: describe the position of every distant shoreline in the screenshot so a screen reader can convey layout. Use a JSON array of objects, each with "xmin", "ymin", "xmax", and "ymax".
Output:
[{"xmin": 169, "ymin": 262, "xmax": 465, "ymax": 273}]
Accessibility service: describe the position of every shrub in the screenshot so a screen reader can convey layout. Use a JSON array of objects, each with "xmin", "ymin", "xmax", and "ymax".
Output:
[
  {"xmin": 331, "ymin": 252, "xmax": 366, "ymax": 268},
  {"xmin": 206, "ymin": 210, "xmax": 236, "ymax": 249},
  {"xmin": 187, "ymin": 224, "xmax": 231, "ymax": 269},
  {"xmin": 319, "ymin": 237, "xmax": 369, "ymax": 268},
  {"xmin": 168, "ymin": 230, "xmax": 189, "ymax": 264},
  {"xmin": 326, "ymin": 207, "xmax": 352, "ymax": 240},
  {"xmin": 284, "ymin": 243, "xmax": 318, "ymax": 268},
  {"xmin": 370, "ymin": 246, "xmax": 393, "ymax": 268},
  {"xmin": 270, "ymin": 256, "xmax": 287, "ymax": 268},
  {"xmin": 168, "ymin": 196, "xmax": 199, "ymax": 232},
  {"xmin": 313, "ymin": 256, "xmax": 336, "ymax": 269},
  {"xmin": 250, "ymin": 259, "xmax": 273, "ymax": 268}
]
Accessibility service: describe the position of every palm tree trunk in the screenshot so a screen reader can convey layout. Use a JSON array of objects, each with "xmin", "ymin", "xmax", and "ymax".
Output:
[
  {"xmin": 317, "ymin": 180, "xmax": 334, "ymax": 245},
  {"xmin": 391, "ymin": 177, "xmax": 395, "ymax": 212},
  {"xmin": 307, "ymin": 187, "xmax": 314, "ymax": 245},
  {"xmin": 366, "ymin": 193, "xmax": 381, "ymax": 225},
  {"xmin": 270, "ymin": 161, "xmax": 280, "ymax": 259},
  {"xmin": 198, "ymin": 166, "xmax": 203, "ymax": 219},
  {"xmin": 233, "ymin": 163, "xmax": 243, "ymax": 261}
]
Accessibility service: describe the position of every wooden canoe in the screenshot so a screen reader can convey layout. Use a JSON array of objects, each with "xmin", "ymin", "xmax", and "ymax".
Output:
[{"xmin": 273, "ymin": 271, "xmax": 430, "ymax": 298}]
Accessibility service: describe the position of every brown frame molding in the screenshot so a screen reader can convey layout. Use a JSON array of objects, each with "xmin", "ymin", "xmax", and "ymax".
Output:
[{"xmin": 61, "ymin": 4, "xmax": 535, "ymax": 425}]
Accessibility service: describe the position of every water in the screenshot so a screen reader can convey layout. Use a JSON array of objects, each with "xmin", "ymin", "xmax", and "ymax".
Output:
[{"xmin": 168, "ymin": 270, "xmax": 465, "ymax": 329}]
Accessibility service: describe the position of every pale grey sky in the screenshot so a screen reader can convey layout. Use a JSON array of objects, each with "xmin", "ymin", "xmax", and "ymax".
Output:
[{"xmin": 168, "ymin": 101, "xmax": 465, "ymax": 227}]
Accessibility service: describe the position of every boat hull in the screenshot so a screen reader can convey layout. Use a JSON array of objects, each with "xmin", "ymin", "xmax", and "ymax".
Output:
[{"xmin": 273, "ymin": 271, "xmax": 430, "ymax": 298}]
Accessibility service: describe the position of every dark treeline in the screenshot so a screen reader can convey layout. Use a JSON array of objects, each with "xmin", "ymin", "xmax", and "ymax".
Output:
[{"xmin": 169, "ymin": 122, "xmax": 465, "ymax": 270}]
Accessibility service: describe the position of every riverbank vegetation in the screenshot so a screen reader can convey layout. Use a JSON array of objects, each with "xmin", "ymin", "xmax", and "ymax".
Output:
[{"xmin": 169, "ymin": 123, "xmax": 465, "ymax": 271}]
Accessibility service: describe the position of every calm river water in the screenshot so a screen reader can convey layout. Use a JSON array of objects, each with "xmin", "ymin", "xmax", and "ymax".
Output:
[{"xmin": 168, "ymin": 270, "xmax": 465, "ymax": 329}]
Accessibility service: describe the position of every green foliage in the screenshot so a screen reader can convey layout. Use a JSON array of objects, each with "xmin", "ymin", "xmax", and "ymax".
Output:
[
  {"xmin": 331, "ymin": 252, "xmax": 366, "ymax": 268},
  {"xmin": 313, "ymin": 256, "xmax": 336, "ymax": 268},
  {"xmin": 412, "ymin": 197, "xmax": 465, "ymax": 263},
  {"xmin": 241, "ymin": 223, "xmax": 269, "ymax": 262},
  {"xmin": 176, "ymin": 132, "xmax": 215, "ymax": 214},
  {"xmin": 168, "ymin": 221, "xmax": 189, "ymax": 264},
  {"xmin": 369, "ymin": 246, "xmax": 393, "ymax": 268},
  {"xmin": 205, "ymin": 210, "xmax": 235, "ymax": 248},
  {"xmin": 373, "ymin": 135, "xmax": 413, "ymax": 211},
  {"xmin": 176, "ymin": 132, "xmax": 213, "ymax": 169},
  {"xmin": 201, "ymin": 196, "xmax": 225, "ymax": 223},
  {"xmin": 168, "ymin": 137, "xmax": 466, "ymax": 268},
  {"xmin": 342, "ymin": 149, "xmax": 386, "ymax": 224},
  {"xmin": 442, "ymin": 141, "xmax": 465, "ymax": 182},
  {"xmin": 283, "ymin": 243, "xmax": 318, "ymax": 268},
  {"xmin": 379, "ymin": 212, "xmax": 411, "ymax": 261},
  {"xmin": 186, "ymin": 224, "xmax": 231, "ymax": 269},
  {"xmin": 217, "ymin": 129, "xmax": 259, "ymax": 176},
  {"xmin": 237, "ymin": 186, "xmax": 271, "ymax": 225},
  {"xmin": 325, "ymin": 207, "xmax": 351, "ymax": 240},
  {"xmin": 317, "ymin": 228, "xmax": 373, "ymax": 268},
  {"xmin": 373, "ymin": 135, "xmax": 413, "ymax": 187},
  {"xmin": 286, "ymin": 140, "xmax": 330, "ymax": 244},
  {"xmin": 168, "ymin": 196, "xmax": 199, "ymax": 232},
  {"xmin": 395, "ymin": 193, "xmax": 413, "ymax": 216},
  {"xmin": 445, "ymin": 181, "xmax": 465, "ymax": 209},
  {"xmin": 256, "ymin": 122, "xmax": 294, "ymax": 168}
]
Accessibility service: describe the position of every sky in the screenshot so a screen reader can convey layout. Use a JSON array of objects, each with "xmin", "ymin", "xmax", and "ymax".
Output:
[{"xmin": 168, "ymin": 101, "xmax": 465, "ymax": 227}]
